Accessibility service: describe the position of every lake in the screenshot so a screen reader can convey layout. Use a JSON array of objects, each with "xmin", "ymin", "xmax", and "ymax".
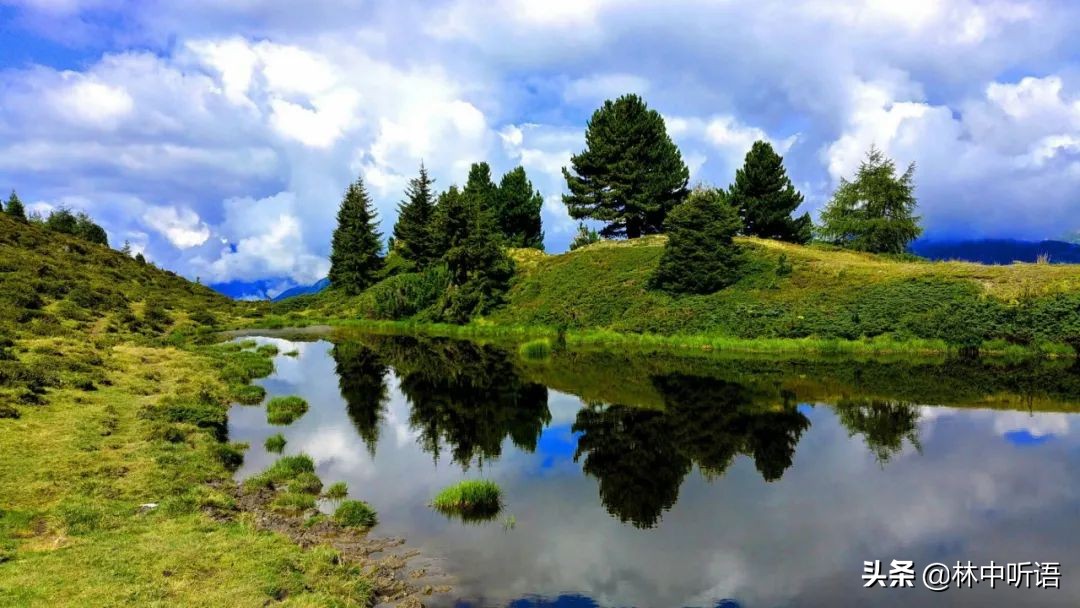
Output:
[{"xmin": 228, "ymin": 332, "xmax": 1080, "ymax": 607}]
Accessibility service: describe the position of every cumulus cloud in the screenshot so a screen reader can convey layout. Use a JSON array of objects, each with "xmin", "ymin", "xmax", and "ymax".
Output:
[{"xmin": 0, "ymin": 0, "xmax": 1078, "ymax": 286}]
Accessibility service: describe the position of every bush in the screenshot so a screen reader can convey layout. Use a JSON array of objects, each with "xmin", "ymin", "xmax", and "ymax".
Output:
[
  {"xmin": 264, "ymin": 433, "xmax": 287, "ymax": 453},
  {"xmin": 334, "ymin": 500, "xmax": 377, "ymax": 528},
  {"xmin": 266, "ymin": 396, "xmax": 308, "ymax": 425},
  {"xmin": 653, "ymin": 188, "xmax": 742, "ymax": 294},
  {"xmin": 359, "ymin": 265, "xmax": 450, "ymax": 320}
]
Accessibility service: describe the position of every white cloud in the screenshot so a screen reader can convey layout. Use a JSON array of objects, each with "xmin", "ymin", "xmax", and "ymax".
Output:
[
  {"xmin": 49, "ymin": 77, "xmax": 133, "ymax": 129},
  {"xmin": 563, "ymin": 73, "xmax": 649, "ymax": 105},
  {"xmin": 142, "ymin": 205, "xmax": 211, "ymax": 249}
]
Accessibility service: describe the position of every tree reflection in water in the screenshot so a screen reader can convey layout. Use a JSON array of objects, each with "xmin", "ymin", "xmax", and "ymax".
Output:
[
  {"xmin": 833, "ymin": 399, "xmax": 922, "ymax": 464},
  {"xmin": 330, "ymin": 341, "xmax": 390, "ymax": 456}
]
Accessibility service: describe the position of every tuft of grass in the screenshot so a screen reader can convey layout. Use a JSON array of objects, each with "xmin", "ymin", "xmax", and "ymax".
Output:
[
  {"xmin": 518, "ymin": 338, "xmax": 552, "ymax": 360},
  {"xmin": 324, "ymin": 481, "xmax": 348, "ymax": 500},
  {"xmin": 256, "ymin": 343, "xmax": 280, "ymax": 356},
  {"xmin": 266, "ymin": 395, "xmax": 308, "ymax": 425},
  {"xmin": 264, "ymin": 433, "xmax": 287, "ymax": 453},
  {"xmin": 271, "ymin": 492, "xmax": 317, "ymax": 513},
  {"xmin": 244, "ymin": 454, "xmax": 315, "ymax": 490},
  {"xmin": 231, "ymin": 383, "xmax": 266, "ymax": 405},
  {"xmin": 431, "ymin": 480, "xmax": 502, "ymax": 522},
  {"xmin": 287, "ymin": 472, "xmax": 324, "ymax": 495},
  {"xmin": 333, "ymin": 500, "xmax": 377, "ymax": 528}
]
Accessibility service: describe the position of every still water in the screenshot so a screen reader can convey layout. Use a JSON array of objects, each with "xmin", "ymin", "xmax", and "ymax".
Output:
[{"xmin": 229, "ymin": 332, "xmax": 1080, "ymax": 607}]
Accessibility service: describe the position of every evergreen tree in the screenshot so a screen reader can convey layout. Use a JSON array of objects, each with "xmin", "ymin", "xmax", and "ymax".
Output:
[
  {"xmin": 4, "ymin": 190, "xmax": 26, "ymax": 222},
  {"xmin": 393, "ymin": 163, "xmax": 439, "ymax": 268},
  {"xmin": 569, "ymin": 222, "xmax": 601, "ymax": 250},
  {"xmin": 463, "ymin": 162, "xmax": 499, "ymax": 219},
  {"xmin": 329, "ymin": 177, "xmax": 384, "ymax": 295},
  {"xmin": 74, "ymin": 212, "xmax": 108, "ymax": 246},
  {"xmin": 120, "ymin": 240, "xmax": 132, "ymax": 256},
  {"xmin": 818, "ymin": 147, "xmax": 922, "ymax": 254},
  {"xmin": 432, "ymin": 186, "xmax": 514, "ymax": 322},
  {"xmin": 563, "ymin": 94, "xmax": 689, "ymax": 238},
  {"xmin": 496, "ymin": 166, "xmax": 544, "ymax": 249},
  {"xmin": 653, "ymin": 188, "xmax": 742, "ymax": 294},
  {"xmin": 728, "ymin": 140, "xmax": 811, "ymax": 244}
]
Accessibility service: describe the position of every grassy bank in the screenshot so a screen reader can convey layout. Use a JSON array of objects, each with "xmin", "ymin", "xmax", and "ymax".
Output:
[{"xmin": 267, "ymin": 235, "xmax": 1080, "ymax": 358}]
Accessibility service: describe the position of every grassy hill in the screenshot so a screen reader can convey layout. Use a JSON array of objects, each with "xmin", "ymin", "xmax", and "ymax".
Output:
[{"xmin": 273, "ymin": 235, "xmax": 1080, "ymax": 355}]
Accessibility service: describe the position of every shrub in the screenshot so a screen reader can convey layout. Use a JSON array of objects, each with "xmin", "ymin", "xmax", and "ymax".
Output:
[
  {"xmin": 653, "ymin": 188, "xmax": 742, "ymax": 294},
  {"xmin": 264, "ymin": 433, "xmax": 287, "ymax": 453},
  {"xmin": 266, "ymin": 396, "xmax": 308, "ymax": 425},
  {"xmin": 231, "ymin": 384, "xmax": 266, "ymax": 405},
  {"xmin": 359, "ymin": 265, "xmax": 450, "ymax": 320},
  {"xmin": 431, "ymin": 480, "xmax": 502, "ymax": 521},
  {"xmin": 334, "ymin": 500, "xmax": 377, "ymax": 528}
]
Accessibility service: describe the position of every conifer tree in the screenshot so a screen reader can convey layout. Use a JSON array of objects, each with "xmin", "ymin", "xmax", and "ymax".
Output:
[
  {"xmin": 728, "ymin": 141, "xmax": 811, "ymax": 244},
  {"xmin": 653, "ymin": 188, "xmax": 742, "ymax": 294},
  {"xmin": 818, "ymin": 146, "xmax": 922, "ymax": 254},
  {"xmin": 496, "ymin": 166, "xmax": 544, "ymax": 249},
  {"xmin": 563, "ymin": 94, "xmax": 689, "ymax": 238},
  {"xmin": 329, "ymin": 177, "xmax": 384, "ymax": 295},
  {"xmin": 569, "ymin": 222, "xmax": 601, "ymax": 250},
  {"xmin": 463, "ymin": 162, "xmax": 499, "ymax": 219},
  {"xmin": 393, "ymin": 163, "xmax": 438, "ymax": 268},
  {"xmin": 431, "ymin": 186, "xmax": 514, "ymax": 322},
  {"xmin": 5, "ymin": 190, "xmax": 26, "ymax": 222}
]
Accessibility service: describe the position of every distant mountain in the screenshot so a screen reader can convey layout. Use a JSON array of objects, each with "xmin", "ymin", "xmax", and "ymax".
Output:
[
  {"xmin": 272, "ymin": 277, "xmax": 330, "ymax": 301},
  {"xmin": 910, "ymin": 239, "xmax": 1080, "ymax": 265}
]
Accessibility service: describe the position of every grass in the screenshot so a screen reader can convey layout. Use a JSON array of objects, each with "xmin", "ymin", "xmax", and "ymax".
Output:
[
  {"xmin": 264, "ymin": 433, "xmax": 287, "ymax": 453},
  {"xmin": 324, "ymin": 482, "xmax": 348, "ymax": 500},
  {"xmin": 255, "ymin": 343, "xmax": 279, "ymax": 356},
  {"xmin": 333, "ymin": 500, "xmax": 377, "ymax": 528},
  {"xmin": 265, "ymin": 396, "xmax": 308, "ymax": 425},
  {"xmin": 231, "ymin": 383, "xmax": 266, "ymax": 405},
  {"xmin": 243, "ymin": 454, "xmax": 316, "ymax": 490},
  {"xmin": 431, "ymin": 480, "xmax": 502, "ymax": 522},
  {"xmin": 519, "ymin": 337, "xmax": 553, "ymax": 359}
]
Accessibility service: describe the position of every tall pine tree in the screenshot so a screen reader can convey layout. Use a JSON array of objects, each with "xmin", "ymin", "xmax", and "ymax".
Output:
[
  {"xmin": 329, "ymin": 177, "xmax": 383, "ymax": 295},
  {"xmin": 496, "ymin": 166, "xmax": 544, "ymax": 249},
  {"xmin": 463, "ymin": 162, "xmax": 499, "ymax": 220},
  {"xmin": 653, "ymin": 188, "xmax": 742, "ymax": 294},
  {"xmin": 727, "ymin": 140, "xmax": 811, "ymax": 244},
  {"xmin": 393, "ymin": 163, "xmax": 438, "ymax": 268},
  {"xmin": 818, "ymin": 146, "xmax": 922, "ymax": 254},
  {"xmin": 5, "ymin": 190, "xmax": 26, "ymax": 222},
  {"xmin": 431, "ymin": 186, "xmax": 514, "ymax": 322},
  {"xmin": 563, "ymin": 94, "xmax": 689, "ymax": 238}
]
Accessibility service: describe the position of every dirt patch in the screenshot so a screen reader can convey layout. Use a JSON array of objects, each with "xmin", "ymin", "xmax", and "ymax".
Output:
[{"xmin": 209, "ymin": 483, "xmax": 453, "ymax": 607}]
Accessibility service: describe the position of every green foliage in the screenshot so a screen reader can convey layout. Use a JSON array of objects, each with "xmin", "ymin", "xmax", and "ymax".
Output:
[
  {"xmin": 271, "ymin": 491, "xmax": 317, "ymax": 513},
  {"xmin": 55, "ymin": 497, "xmax": 106, "ymax": 535},
  {"xmin": 245, "ymin": 454, "xmax": 316, "ymax": 489},
  {"xmin": 728, "ymin": 140, "xmax": 811, "ymax": 244},
  {"xmin": 463, "ymin": 162, "xmax": 499, "ymax": 220},
  {"xmin": 653, "ymin": 188, "xmax": 743, "ymax": 294},
  {"xmin": 287, "ymin": 471, "xmax": 324, "ymax": 495},
  {"xmin": 432, "ymin": 187, "xmax": 515, "ymax": 323},
  {"xmin": 4, "ymin": 190, "xmax": 26, "ymax": 222},
  {"xmin": 324, "ymin": 481, "xmax": 348, "ymax": 500},
  {"xmin": 43, "ymin": 208, "xmax": 109, "ymax": 246},
  {"xmin": 496, "ymin": 166, "xmax": 544, "ymax": 249},
  {"xmin": 264, "ymin": 433, "xmax": 287, "ymax": 453},
  {"xmin": 333, "ymin": 500, "xmax": 377, "ymax": 528},
  {"xmin": 569, "ymin": 222, "xmax": 601, "ymax": 250},
  {"xmin": 358, "ymin": 265, "xmax": 450, "ymax": 320},
  {"xmin": 329, "ymin": 176, "xmax": 383, "ymax": 295},
  {"xmin": 266, "ymin": 396, "xmax": 309, "ymax": 425},
  {"xmin": 818, "ymin": 146, "xmax": 922, "ymax": 253},
  {"xmin": 563, "ymin": 94, "xmax": 689, "ymax": 238},
  {"xmin": 0, "ymin": 403, "xmax": 19, "ymax": 419},
  {"xmin": 212, "ymin": 441, "xmax": 248, "ymax": 471},
  {"xmin": 255, "ymin": 343, "xmax": 279, "ymax": 356},
  {"xmin": 519, "ymin": 338, "xmax": 553, "ymax": 360},
  {"xmin": 231, "ymin": 383, "xmax": 266, "ymax": 405},
  {"xmin": 431, "ymin": 480, "xmax": 502, "ymax": 521},
  {"xmin": 392, "ymin": 163, "xmax": 440, "ymax": 268}
]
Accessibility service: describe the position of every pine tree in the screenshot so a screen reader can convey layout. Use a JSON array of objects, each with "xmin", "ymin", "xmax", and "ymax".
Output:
[
  {"xmin": 563, "ymin": 94, "xmax": 689, "ymax": 239},
  {"xmin": 728, "ymin": 140, "xmax": 811, "ymax": 244},
  {"xmin": 569, "ymin": 222, "xmax": 601, "ymax": 250},
  {"xmin": 393, "ymin": 163, "xmax": 439, "ymax": 268},
  {"xmin": 329, "ymin": 177, "xmax": 384, "ymax": 295},
  {"xmin": 496, "ymin": 166, "xmax": 544, "ymax": 249},
  {"xmin": 818, "ymin": 146, "xmax": 922, "ymax": 254},
  {"xmin": 5, "ymin": 191, "xmax": 26, "ymax": 222},
  {"xmin": 463, "ymin": 162, "xmax": 499, "ymax": 220},
  {"xmin": 431, "ymin": 186, "xmax": 514, "ymax": 322},
  {"xmin": 120, "ymin": 240, "xmax": 132, "ymax": 256},
  {"xmin": 653, "ymin": 188, "xmax": 742, "ymax": 294}
]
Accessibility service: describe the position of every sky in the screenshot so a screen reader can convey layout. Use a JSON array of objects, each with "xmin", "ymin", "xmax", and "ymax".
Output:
[{"xmin": 1, "ymin": 0, "xmax": 1078, "ymax": 297}]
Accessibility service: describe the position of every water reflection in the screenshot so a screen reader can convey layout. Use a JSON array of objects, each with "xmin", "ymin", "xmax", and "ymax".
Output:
[{"xmin": 228, "ymin": 333, "xmax": 1080, "ymax": 607}]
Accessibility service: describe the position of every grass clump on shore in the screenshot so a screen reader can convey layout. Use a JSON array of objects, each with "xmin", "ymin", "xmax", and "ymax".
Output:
[
  {"xmin": 264, "ymin": 433, "xmax": 287, "ymax": 453},
  {"xmin": 266, "ymin": 395, "xmax": 308, "ymax": 425},
  {"xmin": 431, "ymin": 480, "xmax": 502, "ymax": 522},
  {"xmin": 244, "ymin": 454, "xmax": 315, "ymax": 490},
  {"xmin": 256, "ymin": 343, "xmax": 280, "ymax": 356},
  {"xmin": 518, "ymin": 338, "xmax": 553, "ymax": 359},
  {"xmin": 231, "ymin": 383, "xmax": 266, "ymax": 405},
  {"xmin": 334, "ymin": 500, "xmax": 377, "ymax": 528},
  {"xmin": 325, "ymin": 481, "xmax": 348, "ymax": 500}
]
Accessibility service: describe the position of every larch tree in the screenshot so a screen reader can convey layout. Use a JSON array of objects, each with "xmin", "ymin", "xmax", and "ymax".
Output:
[
  {"xmin": 817, "ymin": 146, "xmax": 922, "ymax": 254},
  {"xmin": 329, "ymin": 177, "xmax": 384, "ymax": 295},
  {"xmin": 393, "ymin": 163, "xmax": 439, "ymax": 268},
  {"xmin": 653, "ymin": 188, "xmax": 743, "ymax": 294},
  {"xmin": 562, "ymin": 94, "xmax": 689, "ymax": 239},
  {"xmin": 496, "ymin": 166, "xmax": 544, "ymax": 249},
  {"xmin": 727, "ymin": 140, "xmax": 812, "ymax": 244}
]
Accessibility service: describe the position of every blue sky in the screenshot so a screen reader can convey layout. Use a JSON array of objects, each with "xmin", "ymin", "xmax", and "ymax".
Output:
[{"xmin": 1, "ymin": 0, "xmax": 1078, "ymax": 297}]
